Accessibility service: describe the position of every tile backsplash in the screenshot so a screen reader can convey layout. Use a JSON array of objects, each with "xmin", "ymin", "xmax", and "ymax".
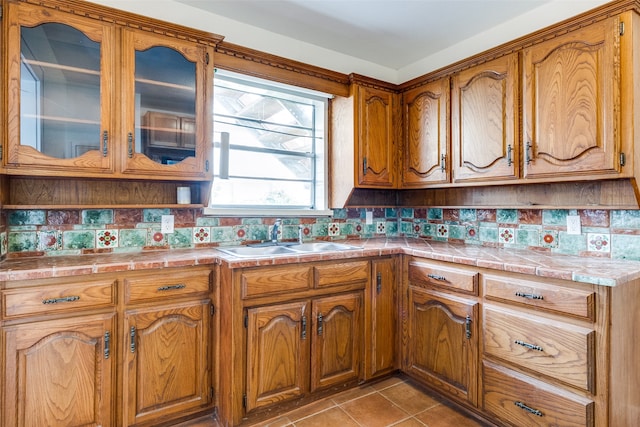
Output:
[{"xmin": 2, "ymin": 207, "xmax": 640, "ymax": 261}]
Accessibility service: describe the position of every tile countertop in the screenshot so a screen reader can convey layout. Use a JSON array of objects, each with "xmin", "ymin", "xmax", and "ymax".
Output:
[{"xmin": 1, "ymin": 237, "xmax": 640, "ymax": 286}]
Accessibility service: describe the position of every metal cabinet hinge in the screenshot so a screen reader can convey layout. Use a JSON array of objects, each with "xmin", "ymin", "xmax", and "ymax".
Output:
[
  {"xmin": 620, "ymin": 22, "xmax": 625, "ymax": 36},
  {"xmin": 206, "ymin": 52, "xmax": 210, "ymax": 65},
  {"xmin": 104, "ymin": 331, "xmax": 110, "ymax": 359},
  {"xmin": 210, "ymin": 304, "xmax": 215, "ymax": 316},
  {"xmin": 465, "ymin": 316, "xmax": 472, "ymax": 339},
  {"xmin": 620, "ymin": 152, "xmax": 626, "ymax": 167},
  {"xmin": 210, "ymin": 386, "xmax": 215, "ymax": 399},
  {"xmin": 130, "ymin": 326, "xmax": 136, "ymax": 353},
  {"xmin": 244, "ymin": 314, "xmax": 248, "ymax": 328},
  {"xmin": 242, "ymin": 394, "xmax": 247, "ymax": 408}
]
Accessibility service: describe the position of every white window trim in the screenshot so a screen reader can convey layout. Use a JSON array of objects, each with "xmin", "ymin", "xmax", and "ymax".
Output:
[{"xmin": 203, "ymin": 207, "xmax": 334, "ymax": 217}]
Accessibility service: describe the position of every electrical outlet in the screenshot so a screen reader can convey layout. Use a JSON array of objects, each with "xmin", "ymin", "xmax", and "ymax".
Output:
[
  {"xmin": 567, "ymin": 215, "xmax": 581, "ymax": 235},
  {"xmin": 161, "ymin": 215, "xmax": 174, "ymax": 234},
  {"xmin": 365, "ymin": 211, "xmax": 373, "ymax": 225}
]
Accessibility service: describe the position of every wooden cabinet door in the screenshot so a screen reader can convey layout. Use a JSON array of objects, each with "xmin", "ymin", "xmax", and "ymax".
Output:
[
  {"xmin": 2, "ymin": 313, "xmax": 115, "ymax": 427},
  {"xmin": 123, "ymin": 300, "xmax": 211, "ymax": 426},
  {"xmin": 402, "ymin": 78, "xmax": 450, "ymax": 187},
  {"xmin": 522, "ymin": 17, "xmax": 622, "ymax": 179},
  {"xmin": 4, "ymin": 2, "xmax": 116, "ymax": 176},
  {"xmin": 310, "ymin": 293, "xmax": 362, "ymax": 391},
  {"xmin": 356, "ymin": 85, "xmax": 398, "ymax": 188},
  {"xmin": 364, "ymin": 258, "xmax": 397, "ymax": 380},
  {"xmin": 245, "ymin": 301, "xmax": 309, "ymax": 412},
  {"xmin": 120, "ymin": 28, "xmax": 213, "ymax": 180},
  {"xmin": 452, "ymin": 54, "xmax": 519, "ymax": 182},
  {"xmin": 405, "ymin": 288, "xmax": 478, "ymax": 407}
]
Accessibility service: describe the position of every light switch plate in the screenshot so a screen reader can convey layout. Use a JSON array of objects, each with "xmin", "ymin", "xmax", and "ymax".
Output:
[
  {"xmin": 161, "ymin": 215, "xmax": 174, "ymax": 234},
  {"xmin": 365, "ymin": 211, "xmax": 373, "ymax": 225},
  {"xmin": 566, "ymin": 215, "xmax": 581, "ymax": 235}
]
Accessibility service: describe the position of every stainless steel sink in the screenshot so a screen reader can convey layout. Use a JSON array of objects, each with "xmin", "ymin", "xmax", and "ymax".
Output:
[
  {"xmin": 286, "ymin": 242, "xmax": 361, "ymax": 253},
  {"xmin": 216, "ymin": 245, "xmax": 294, "ymax": 257},
  {"xmin": 217, "ymin": 241, "xmax": 361, "ymax": 257}
]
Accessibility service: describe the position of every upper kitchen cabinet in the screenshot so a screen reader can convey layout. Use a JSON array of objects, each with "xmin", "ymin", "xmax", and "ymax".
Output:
[
  {"xmin": 401, "ymin": 77, "xmax": 450, "ymax": 187},
  {"xmin": 2, "ymin": 0, "xmax": 219, "ymax": 181},
  {"xmin": 522, "ymin": 15, "xmax": 628, "ymax": 181},
  {"xmin": 331, "ymin": 75, "xmax": 399, "ymax": 207},
  {"xmin": 451, "ymin": 54, "xmax": 519, "ymax": 183}
]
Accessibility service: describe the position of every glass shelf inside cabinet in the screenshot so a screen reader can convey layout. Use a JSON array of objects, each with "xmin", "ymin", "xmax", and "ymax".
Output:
[
  {"xmin": 135, "ymin": 46, "xmax": 197, "ymax": 166},
  {"xmin": 20, "ymin": 23, "xmax": 102, "ymax": 159}
]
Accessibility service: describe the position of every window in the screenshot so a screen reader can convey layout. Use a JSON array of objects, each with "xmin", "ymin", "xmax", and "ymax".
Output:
[{"xmin": 208, "ymin": 70, "xmax": 330, "ymax": 215}]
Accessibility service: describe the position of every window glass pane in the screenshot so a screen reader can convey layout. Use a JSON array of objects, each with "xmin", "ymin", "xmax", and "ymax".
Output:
[{"xmin": 212, "ymin": 72, "xmax": 328, "ymax": 211}]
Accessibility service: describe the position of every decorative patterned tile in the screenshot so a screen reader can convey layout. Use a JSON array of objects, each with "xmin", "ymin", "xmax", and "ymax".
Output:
[
  {"xmin": 498, "ymin": 227, "xmax": 515, "ymax": 244},
  {"xmin": 148, "ymin": 229, "xmax": 167, "ymax": 247},
  {"xmin": 375, "ymin": 221, "xmax": 386, "ymax": 235},
  {"xmin": 193, "ymin": 227, "xmax": 211, "ymax": 243},
  {"xmin": 96, "ymin": 229, "xmax": 118, "ymax": 248},
  {"xmin": 37, "ymin": 230, "xmax": 62, "ymax": 251},
  {"xmin": 436, "ymin": 224, "xmax": 448, "ymax": 238},
  {"xmin": 465, "ymin": 225, "xmax": 479, "ymax": 241},
  {"xmin": 233, "ymin": 225, "xmax": 248, "ymax": 240},
  {"xmin": 540, "ymin": 230, "xmax": 559, "ymax": 248},
  {"xmin": 328, "ymin": 222, "xmax": 341, "ymax": 236},
  {"xmin": 587, "ymin": 233, "xmax": 610, "ymax": 253}
]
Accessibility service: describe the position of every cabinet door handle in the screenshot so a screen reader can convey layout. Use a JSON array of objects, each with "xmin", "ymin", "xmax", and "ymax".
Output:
[
  {"xmin": 130, "ymin": 326, "xmax": 136, "ymax": 353},
  {"xmin": 102, "ymin": 130, "xmax": 108, "ymax": 156},
  {"xmin": 301, "ymin": 316, "xmax": 307, "ymax": 340},
  {"xmin": 127, "ymin": 132, "xmax": 134, "ymax": 158},
  {"xmin": 104, "ymin": 331, "xmax": 110, "ymax": 359},
  {"xmin": 363, "ymin": 157, "xmax": 368, "ymax": 176},
  {"xmin": 515, "ymin": 291, "xmax": 543, "ymax": 300},
  {"xmin": 317, "ymin": 313, "xmax": 323, "ymax": 336},
  {"xmin": 157, "ymin": 284, "xmax": 186, "ymax": 291},
  {"xmin": 427, "ymin": 273, "xmax": 447, "ymax": 281},
  {"xmin": 514, "ymin": 401, "xmax": 544, "ymax": 417},
  {"xmin": 376, "ymin": 272, "xmax": 382, "ymax": 294},
  {"xmin": 515, "ymin": 340, "xmax": 543, "ymax": 352},
  {"xmin": 525, "ymin": 142, "xmax": 532, "ymax": 164},
  {"xmin": 507, "ymin": 144, "xmax": 512, "ymax": 166},
  {"xmin": 465, "ymin": 316, "xmax": 472, "ymax": 339},
  {"xmin": 440, "ymin": 154, "xmax": 446, "ymax": 172},
  {"xmin": 42, "ymin": 295, "xmax": 80, "ymax": 304}
]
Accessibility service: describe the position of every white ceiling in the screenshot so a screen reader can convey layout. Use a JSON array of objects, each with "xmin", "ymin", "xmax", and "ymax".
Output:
[
  {"xmin": 89, "ymin": 0, "xmax": 611, "ymax": 82},
  {"xmin": 174, "ymin": 0, "xmax": 606, "ymax": 70}
]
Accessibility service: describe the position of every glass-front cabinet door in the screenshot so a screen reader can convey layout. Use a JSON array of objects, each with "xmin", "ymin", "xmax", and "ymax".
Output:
[
  {"xmin": 119, "ymin": 29, "xmax": 213, "ymax": 179},
  {"xmin": 4, "ymin": 3, "xmax": 115, "ymax": 175}
]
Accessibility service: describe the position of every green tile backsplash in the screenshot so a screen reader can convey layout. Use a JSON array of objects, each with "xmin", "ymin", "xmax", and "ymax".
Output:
[{"xmin": 2, "ymin": 207, "xmax": 640, "ymax": 260}]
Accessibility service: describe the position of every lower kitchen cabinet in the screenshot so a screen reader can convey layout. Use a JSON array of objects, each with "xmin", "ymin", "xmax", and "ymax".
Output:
[
  {"xmin": 1, "ymin": 266, "xmax": 215, "ymax": 427},
  {"xmin": 122, "ymin": 299, "xmax": 212, "ymax": 426},
  {"xmin": 405, "ymin": 287, "xmax": 479, "ymax": 407},
  {"xmin": 2, "ymin": 313, "xmax": 116, "ymax": 427}
]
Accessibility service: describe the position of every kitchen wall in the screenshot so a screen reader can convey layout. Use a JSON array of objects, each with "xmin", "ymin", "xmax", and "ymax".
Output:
[{"xmin": 3, "ymin": 207, "xmax": 640, "ymax": 260}]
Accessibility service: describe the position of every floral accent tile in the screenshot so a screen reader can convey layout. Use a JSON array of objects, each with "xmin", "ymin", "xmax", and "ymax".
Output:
[
  {"xmin": 193, "ymin": 227, "xmax": 211, "ymax": 243},
  {"xmin": 328, "ymin": 222, "xmax": 341, "ymax": 236},
  {"xmin": 37, "ymin": 230, "xmax": 62, "ymax": 251},
  {"xmin": 465, "ymin": 225, "xmax": 479, "ymax": 240},
  {"xmin": 234, "ymin": 226, "xmax": 248, "ymax": 240},
  {"xmin": 436, "ymin": 224, "xmax": 449, "ymax": 238},
  {"xmin": 148, "ymin": 229, "xmax": 167, "ymax": 247},
  {"xmin": 376, "ymin": 221, "xmax": 386, "ymax": 234},
  {"xmin": 499, "ymin": 227, "xmax": 515, "ymax": 244},
  {"xmin": 96, "ymin": 229, "xmax": 118, "ymax": 248},
  {"xmin": 587, "ymin": 233, "xmax": 610, "ymax": 253},
  {"xmin": 540, "ymin": 230, "xmax": 559, "ymax": 248}
]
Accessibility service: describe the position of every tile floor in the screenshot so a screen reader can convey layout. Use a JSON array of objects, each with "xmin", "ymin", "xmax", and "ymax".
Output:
[{"xmin": 177, "ymin": 375, "xmax": 488, "ymax": 427}]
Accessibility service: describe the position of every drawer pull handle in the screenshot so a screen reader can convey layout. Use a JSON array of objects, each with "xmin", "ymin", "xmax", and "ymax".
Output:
[
  {"xmin": 515, "ymin": 340, "xmax": 543, "ymax": 352},
  {"xmin": 130, "ymin": 326, "xmax": 136, "ymax": 353},
  {"xmin": 515, "ymin": 291, "xmax": 543, "ymax": 300},
  {"xmin": 317, "ymin": 313, "xmax": 323, "ymax": 336},
  {"xmin": 158, "ymin": 284, "xmax": 186, "ymax": 291},
  {"xmin": 514, "ymin": 401, "xmax": 544, "ymax": 417},
  {"xmin": 465, "ymin": 316, "xmax": 472, "ymax": 339},
  {"xmin": 427, "ymin": 274, "xmax": 447, "ymax": 281},
  {"xmin": 104, "ymin": 331, "xmax": 110, "ymax": 359},
  {"xmin": 376, "ymin": 272, "xmax": 382, "ymax": 294},
  {"xmin": 42, "ymin": 295, "xmax": 80, "ymax": 304}
]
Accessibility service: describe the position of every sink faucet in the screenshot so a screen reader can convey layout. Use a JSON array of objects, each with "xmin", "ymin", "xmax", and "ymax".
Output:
[
  {"xmin": 298, "ymin": 224, "xmax": 304, "ymax": 244},
  {"xmin": 271, "ymin": 219, "xmax": 281, "ymax": 243}
]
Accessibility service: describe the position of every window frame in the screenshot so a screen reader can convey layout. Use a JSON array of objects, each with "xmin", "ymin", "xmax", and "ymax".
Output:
[{"xmin": 204, "ymin": 70, "xmax": 333, "ymax": 217}]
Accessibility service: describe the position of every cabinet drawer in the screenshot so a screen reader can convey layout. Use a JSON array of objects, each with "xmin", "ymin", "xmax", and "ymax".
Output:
[
  {"xmin": 483, "ymin": 275, "xmax": 595, "ymax": 320},
  {"xmin": 408, "ymin": 261, "xmax": 478, "ymax": 294},
  {"xmin": 484, "ymin": 307, "xmax": 594, "ymax": 392},
  {"xmin": 125, "ymin": 270, "xmax": 211, "ymax": 303},
  {"xmin": 483, "ymin": 361, "xmax": 594, "ymax": 427},
  {"xmin": 241, "ymin": 266, "xmax": 312, "ymax": 299},
  {"xmin": 314, "ymin": 261, "xmax": 369, "ymax": 288},
  {"xmin": 2, "ymin": 280, "xmax": 115, "ymax": 318}
]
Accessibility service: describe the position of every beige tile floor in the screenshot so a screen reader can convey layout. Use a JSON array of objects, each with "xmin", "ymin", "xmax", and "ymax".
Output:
[{"xmin": 178, "ymin": 375, "xmax": 488, "ymax": 427}]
